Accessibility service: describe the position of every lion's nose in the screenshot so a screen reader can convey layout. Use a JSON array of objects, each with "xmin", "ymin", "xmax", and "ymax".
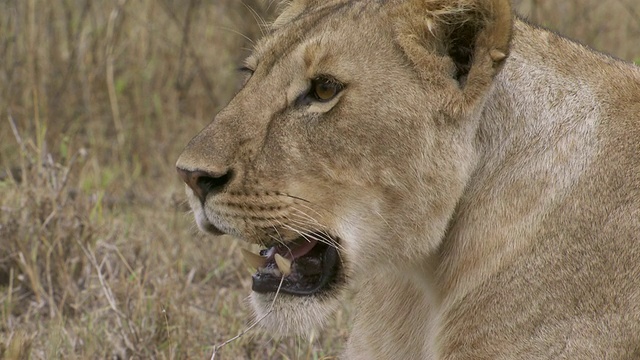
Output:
[{"xmin": 176, "ymin": 167, "xmax": 233, "ymax": 203}]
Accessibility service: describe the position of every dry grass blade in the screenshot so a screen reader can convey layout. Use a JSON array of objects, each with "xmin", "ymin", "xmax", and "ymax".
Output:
[
  {"xmin": 7, "ymin": 114, "xmax": 25, "ymax": 153},
  {"xmin": 105, "ymin": 0, "xmax": 128, "ymax": 150},
  {"xmin": 77, "ymin": 240, "xmax": 138, "ymax": 354},
  {"xmin": 210, "ymin": 275, "xmax": 286, "ymax": 360}
]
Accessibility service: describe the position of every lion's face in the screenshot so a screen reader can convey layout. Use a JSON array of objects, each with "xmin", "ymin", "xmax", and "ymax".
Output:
[{"xmin": 176, "ymin": 0, "xmax": 509, "ymax": 334}]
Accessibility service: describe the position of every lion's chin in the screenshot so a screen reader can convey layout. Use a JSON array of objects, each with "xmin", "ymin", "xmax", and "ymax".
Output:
[{"xmin": 249, "ymin": 291, "xmax": 341, "ymax": 335}]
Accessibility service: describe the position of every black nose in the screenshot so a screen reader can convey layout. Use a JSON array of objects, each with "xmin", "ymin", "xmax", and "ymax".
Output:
[{"xmin": 176, "ymin": 167, "xmax": 232, "ymax": 203}]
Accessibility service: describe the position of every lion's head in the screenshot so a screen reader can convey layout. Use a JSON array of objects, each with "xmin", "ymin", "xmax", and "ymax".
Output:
[{"xmin": 176, "ymin": 0, "xmax": 511, "ymax": 335}]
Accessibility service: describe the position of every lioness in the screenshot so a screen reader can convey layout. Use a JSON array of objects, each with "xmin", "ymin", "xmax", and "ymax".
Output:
[{"xmin": 176, "ymin": 0, "xmax": 640, "ymax": 358}]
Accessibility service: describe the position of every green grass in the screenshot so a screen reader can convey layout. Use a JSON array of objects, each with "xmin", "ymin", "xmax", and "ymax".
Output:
[{"xmin": 0, "ymin": 0, "xmax": 637, "ymax": 358}]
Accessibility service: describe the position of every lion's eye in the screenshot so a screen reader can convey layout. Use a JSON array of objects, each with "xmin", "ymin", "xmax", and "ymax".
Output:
[
  {"xmin": 238, "ymin": 66, "xmax": 254, "ymax": 75},
  {"xmin": 310, "ymin": 77, "xmax": 343, "ymax": 102}
]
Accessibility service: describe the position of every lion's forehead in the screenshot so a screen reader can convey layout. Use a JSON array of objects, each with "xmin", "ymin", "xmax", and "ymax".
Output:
[{"xmin": 252, "ymin": 1, "xmax": 388, "ymax": 70}]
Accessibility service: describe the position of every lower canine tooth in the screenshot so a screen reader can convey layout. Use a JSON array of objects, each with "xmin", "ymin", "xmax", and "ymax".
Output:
[
  {"xmin": 274, "ymin": 254, "xmax": 292, "ymax": 276},
  {"xmin": 241, "ymin": 248, "xmax": 266, "ymax": 270}
]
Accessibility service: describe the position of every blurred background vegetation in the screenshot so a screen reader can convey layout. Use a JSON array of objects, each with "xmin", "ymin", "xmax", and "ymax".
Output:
[{"xmin": 0, "ymin": 0, "xmax": 638, "ymax": 358}]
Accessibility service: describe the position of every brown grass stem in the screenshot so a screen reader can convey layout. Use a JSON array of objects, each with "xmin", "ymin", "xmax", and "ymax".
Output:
[
  {"xmin": 210, "ymin": 275, "xmax": 285, "ymax": 360},
  {"xmin": 106, "ymin": 0, "xmax": 128, "ymax": 151}
]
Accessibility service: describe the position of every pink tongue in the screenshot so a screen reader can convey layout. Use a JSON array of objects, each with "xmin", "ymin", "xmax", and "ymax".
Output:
[{"xmin": 276, "ymin": 239, "xmax": 318, "ymax": 260}]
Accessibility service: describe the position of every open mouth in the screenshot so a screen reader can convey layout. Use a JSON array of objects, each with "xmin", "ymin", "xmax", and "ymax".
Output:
[{"xmin": 242, "ymin": 234, "xmax": 341, "ymax": 296}]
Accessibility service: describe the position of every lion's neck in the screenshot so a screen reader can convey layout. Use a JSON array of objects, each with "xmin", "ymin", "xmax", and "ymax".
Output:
[{"xmin": 433, "ymin": 19, "xmax": 603, "ymax": 303}]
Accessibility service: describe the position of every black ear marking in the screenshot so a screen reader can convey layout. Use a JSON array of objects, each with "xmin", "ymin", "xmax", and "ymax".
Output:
[
  {"xmin": 446, "ymin": 15, "xmax": 484, "ymax": 84},
  {"xmin": 394, "ymin": 0, "xmax": 512, "ymax": 99}
]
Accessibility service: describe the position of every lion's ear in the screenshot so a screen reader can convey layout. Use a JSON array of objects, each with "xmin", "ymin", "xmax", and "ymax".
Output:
[{"xmin": 395, "ymin": 0, "xmax": 512, "ymax": 110}]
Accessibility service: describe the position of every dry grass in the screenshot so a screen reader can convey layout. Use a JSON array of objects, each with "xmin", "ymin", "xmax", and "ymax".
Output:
[
  {"xmin": 0, "ymin": 1, "xmax": 638, "ymax": 359},
  {"xmin": 513, "ymin": 0, "xmax": 640, "ymax": 63}
]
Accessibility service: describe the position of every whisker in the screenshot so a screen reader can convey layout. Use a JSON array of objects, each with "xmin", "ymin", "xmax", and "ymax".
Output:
[
  {"xmin": 258, "ymin": 218, "xmax": 287, "ymax": 249},
  {"xmin": 277, "ymin": 192, "xmax": 311, "ymax": 203},
  {"xmin": 274, "ymin": 192, "xmax": 359, "ymax": 230},
  {"xmin": 216, "ymin": 26, "xmax": 255, "ymax": 45},
  {"xmin": 281, "ymin": 209, "xmax": 324, "ymax": 233},
  {"xmin": 280, "ymin": 217, "xmax": 346, "ymax": 253},
  {"xmin": 241, "ymin": 1, "xmax": 269, "ymax": 37},
  {"xmin": 288, "ymin": 207, "xmax": 324, "ymax": 227},
  {"xmin": 286, "ymin": 208, "xmax": 347, "ymax": 251},
  {"xmin": 283, "ymin": 221, "xmax": 347, "ymax": 268}
]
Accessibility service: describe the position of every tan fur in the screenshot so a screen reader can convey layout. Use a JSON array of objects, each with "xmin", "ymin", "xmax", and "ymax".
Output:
[{"xmin": 176, "ymin": 0, "xmax": 640, "ymax": 358}]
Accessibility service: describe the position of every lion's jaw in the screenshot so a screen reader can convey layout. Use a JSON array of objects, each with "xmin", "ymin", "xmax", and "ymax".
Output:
[{"xmin": 176, "ymin": 0, "xmax": 508, "ymax": 336}]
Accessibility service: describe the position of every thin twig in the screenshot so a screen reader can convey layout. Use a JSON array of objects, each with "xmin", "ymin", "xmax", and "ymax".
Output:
[
  {"xmin": 106, "ymin": 0, "xmax": 128, "ymax": 149},
  {"xmin": 175, "ymin": 0, "xmax": 199, "ymax": 113},
  {"xmin": 78, "ymin": 240, "xmax": 138, "ymax": 353},
  {"xmin": 162, "ymin": 306, "xmax": 173, "ymax": 358},
  {"xmin": 210, "ymin": 276, "xmax": 285, "ymax": 360},
  {"xmin": 8, "ymin": 113, "xmax": 25, "ymax": 153}
]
